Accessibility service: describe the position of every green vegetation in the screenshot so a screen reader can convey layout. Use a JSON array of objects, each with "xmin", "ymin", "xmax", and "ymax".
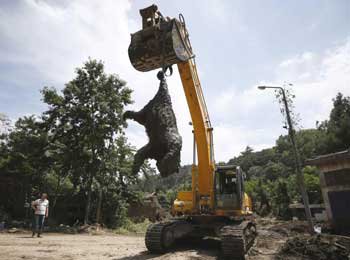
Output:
[{"xmin": 114, "ymin": 218, "xmax": 151, "ymax": 234}]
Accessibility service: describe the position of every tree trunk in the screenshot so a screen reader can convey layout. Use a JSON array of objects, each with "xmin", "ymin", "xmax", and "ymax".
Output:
[
  {"xmin": 51, "ymin": 173, "xmax": 62, "ymax": 215},
  {"xmin": 96, "ymin": 187, "xmax": 103, "ymax": 224},
  {"xmin": 84, "ymin": 172, "xmax": 93, "ymax": 225}
]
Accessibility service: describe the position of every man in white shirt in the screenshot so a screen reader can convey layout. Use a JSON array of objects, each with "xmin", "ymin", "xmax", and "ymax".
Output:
[{"xmin": 31, "ymin": 193, "xmax": 49, "ymax": 238}]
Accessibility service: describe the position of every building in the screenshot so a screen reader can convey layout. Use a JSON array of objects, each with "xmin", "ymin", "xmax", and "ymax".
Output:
[
  {"xmin": 289, "ymin": 203, "xmax": 327, "ymax": 221},
  {"xmin": 307, "ymin": 149, "xmax": 350, "ymax": 233}
]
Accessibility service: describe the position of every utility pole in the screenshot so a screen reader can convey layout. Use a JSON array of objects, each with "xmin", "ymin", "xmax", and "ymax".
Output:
[{"xmin": 258, "ymin": 85, "xmax": 314, "ymax": 234}]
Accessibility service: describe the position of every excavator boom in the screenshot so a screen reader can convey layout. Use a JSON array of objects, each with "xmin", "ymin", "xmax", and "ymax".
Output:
[{"xmin": 177, "ymin": 60, "xmax": 215, "ymax": 211}]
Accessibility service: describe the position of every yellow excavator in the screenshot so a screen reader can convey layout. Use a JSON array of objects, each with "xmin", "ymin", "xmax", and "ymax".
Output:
[{"xmin": 128, "ymin": 5, "xmax": 257, "ymax": 259}]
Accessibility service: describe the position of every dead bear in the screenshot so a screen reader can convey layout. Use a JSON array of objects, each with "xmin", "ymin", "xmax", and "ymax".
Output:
[{"xmin": 123, "ymin": 71, "xmax": 182, "ymax": 177}]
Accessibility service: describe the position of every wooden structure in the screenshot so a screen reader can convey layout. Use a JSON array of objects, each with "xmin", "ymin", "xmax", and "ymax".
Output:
[{"xmin": 289, "ymin": 203, "xmax": 327, "ymax": 221}]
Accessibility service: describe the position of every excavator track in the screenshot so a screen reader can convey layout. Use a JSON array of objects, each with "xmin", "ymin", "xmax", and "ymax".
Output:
[
  {"xmin": 145, "ymin": 220, "xmax": 191, "ymax": 253},
  {"xmin": 220, "ymin": 221, "xmax": 257, "ymax": 259},
  {"xmin": 145, "ymin": 222, "xmax": 170, "ymax": 253}
]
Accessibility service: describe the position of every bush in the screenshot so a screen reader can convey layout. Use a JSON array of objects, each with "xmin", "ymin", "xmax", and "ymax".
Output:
[{"xmin": 114, "ymin": 218, "xmax": 151, "ymax": 234}]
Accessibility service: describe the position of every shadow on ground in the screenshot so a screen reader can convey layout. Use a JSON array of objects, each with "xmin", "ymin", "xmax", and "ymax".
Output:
[{"xmin": 116, "ymin": 237, "xmax": 221, "ymax": 260}]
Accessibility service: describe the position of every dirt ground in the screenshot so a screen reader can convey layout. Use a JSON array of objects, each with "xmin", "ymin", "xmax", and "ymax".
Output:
[
  {"xmin": 0, "ymin": 227, "xmax": 286, "ymax": 260},
  {"xmin": 0, "ymin": 232, "xmax": 220, "ymax": 260}
]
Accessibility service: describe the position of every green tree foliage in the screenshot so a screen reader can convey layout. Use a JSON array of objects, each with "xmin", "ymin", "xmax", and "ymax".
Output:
[
  {"xmin": 274, "ymin": 86, "xmax": 300, "ymax": 129},
  {"xmin": 245, "ymin": 178, "xmax": 271, "ymax": 215},
  {"xmin": 276, "ymin": 129, "xmax": 327, "ymax": 167},
  {"xmin": 318, "ymin": 93, "xmax": 350, "ymax": 153},
  {"xmin": 238, "ymin": 130, "xmax": 325, "ymax": 219},
  {"xmin": 0, "ymin": 116, "xmax": 50, "ymax": 217},
  {"xmin": 270, "ymin": 178, "xmax": 292, "ymax": 219},
  {"xmin": 133, "ymin": 165, "xmax": 192, "ymax": 207},
  {"xmin": 41, "ymin": 59, "xmax": 132, "ymax": 224}
]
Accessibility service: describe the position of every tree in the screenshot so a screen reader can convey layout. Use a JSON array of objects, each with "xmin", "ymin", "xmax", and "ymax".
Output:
[
  {"xmin": 0, "ymin": 113, "xmax": 12, "ymax": 136},
  {"xmin": 271, "ymin": 178, "xmax": 292, "ymax": 219},
  {"xmin": 275, "ymin": 129, "xmax": 327, "ymax": 167},
  {"xmin": 95, "ymin": 134, "xmax": 136, "ymax": 225},
  {"xmin": 0, "ymin": 113, "xmax": 11, "ymax": 172},
  {"xmin": 41, "ymin": 59, "xmax": 132, "ymax": 224},
  {"xmin": 0, "ymin": 116, "xmax": 49, "ymax": 218},
  {"xmin": 319, "ymin": 93, "xmax": 350, "ymax": 153},
  {"xmin": 286, "ymin": 166, "xmax": 321, "ymax": 204}
]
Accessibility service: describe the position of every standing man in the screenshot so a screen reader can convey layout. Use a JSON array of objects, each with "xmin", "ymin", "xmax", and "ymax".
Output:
[{"xmin": 31, "ymin": 193, "xmax": 49, "ymax": 238}]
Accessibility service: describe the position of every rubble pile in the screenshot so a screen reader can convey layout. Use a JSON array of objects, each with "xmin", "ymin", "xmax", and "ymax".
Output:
[
  {"xmin": 49, "ymin": 223, "xmax": 103, "ymax": 234},
  {"xmin": 78, "ymin": 223, "xmax": 103, "ymax": 234},
  {"xmin": 277, "ymin": 234, "xmax": 350, "ymax": 260},
  {"xmin": 50, "ymin": 224, "xmax": 77, "ymax": 234},
  {"xmin": 268, "ymin": 221, "xmax": 309, "ymax": 236}
]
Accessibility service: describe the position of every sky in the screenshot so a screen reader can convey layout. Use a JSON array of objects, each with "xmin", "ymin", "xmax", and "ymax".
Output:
[{"xmin": 0, "ymin": 0, "xmax": 349, "ymax": 165}]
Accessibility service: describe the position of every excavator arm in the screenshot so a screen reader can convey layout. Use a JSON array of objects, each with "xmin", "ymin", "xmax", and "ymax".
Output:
[{"xmin": 177, "ymin": 60, "xmax": 215, "ymax": 213}]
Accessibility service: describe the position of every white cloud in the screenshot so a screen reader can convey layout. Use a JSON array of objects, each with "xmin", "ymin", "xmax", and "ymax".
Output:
[
  {"xmin": 277, "ymin": 51, "xmax": 322, "ymax": 82},
  {"xmin": 213, "ymin": 123, "xmax": 272, "ymax": 162},
  {"xmin": 209, "ymin": 38, "xmax": 350, "ymax": 161},
  {"xmin": 276, "ymin": 38, "xmax": 350, "ymax": 128},
  {"xmin": 0, "ymin": 0, "xmax": 132, "ymax": 84},
  {"xmin": 279, "ymin": 52, "xmax": 314, "ymax": 68},
  {"xmin": 200, "ymin": 0, "xmax": 230, "ymax": 25},
  {"xmin": 209, "ymin": 85, "xmax": 284, "ymax": 161}
]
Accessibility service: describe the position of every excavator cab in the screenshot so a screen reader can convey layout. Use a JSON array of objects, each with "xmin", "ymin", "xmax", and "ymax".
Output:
[
  {"xmin": 215, "ymin": 165, "xmax": 244, "ymax": 210},
  {"xmin": 128, "ymin": 4, "xmax": 193, "ymax": 72}
]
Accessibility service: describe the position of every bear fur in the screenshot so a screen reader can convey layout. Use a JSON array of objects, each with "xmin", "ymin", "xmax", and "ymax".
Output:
[{"xmin": 123, "ymin": 71, "xmax": 182, "ymax": 177}]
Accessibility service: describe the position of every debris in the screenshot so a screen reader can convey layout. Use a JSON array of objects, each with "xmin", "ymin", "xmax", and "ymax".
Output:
[
  {"xmin": 0, "ymin": 221, "xmax": 5, "ymax": 231},
  {"xmin": 9, "ymin": 220, "xmax": 26, "ymax": 228},
  {"xmin": 276, "ymin": 234, "xmax": 350, "ymax": 260},
  {"xmin": 268, "ymin": 220, "xmax": 310, "ymax": 236},
  {"xmin": 54, "ymin": 224, "xmax": 77, "ymax": 234},
  {"xmin": 8, "ymin": 228, "xmax": 19, "ymax": 233},
  {"xmin": 314, "ymin": 224, "xmax": 322, "ymax": 234},
  {"xmin": 127, "ymin": 192, "xmax": 170, "ymax": 222},
  {"xmin": 78, "ymin": 224, "xmax": 102, "ymax": 233},
  {"xmin": 124, "ymin": 71, "xmax": 182, "ymax": 177}
]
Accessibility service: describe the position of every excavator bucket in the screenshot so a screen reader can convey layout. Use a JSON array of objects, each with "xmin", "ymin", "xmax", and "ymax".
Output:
[{"xmin": 128, "ymin": 4, "xmax": 194, "ymax": 72}]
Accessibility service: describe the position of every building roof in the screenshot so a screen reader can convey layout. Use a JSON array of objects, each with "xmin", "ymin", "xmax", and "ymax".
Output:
[{"xmin": 306, "ymin": 149, "xmax": 350, "ymax": 166}]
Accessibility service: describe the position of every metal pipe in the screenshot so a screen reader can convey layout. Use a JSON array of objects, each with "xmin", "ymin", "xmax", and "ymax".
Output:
[{"xmin": 192, "ymin": 129, "xmax": 196, "ymax": 165}]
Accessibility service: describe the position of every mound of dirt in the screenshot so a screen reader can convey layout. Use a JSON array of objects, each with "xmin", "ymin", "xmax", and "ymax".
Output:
[{"xmin": 276, "ymin": 234, "xmax": 350, "ymax": 260}]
